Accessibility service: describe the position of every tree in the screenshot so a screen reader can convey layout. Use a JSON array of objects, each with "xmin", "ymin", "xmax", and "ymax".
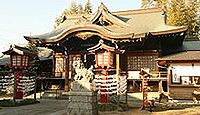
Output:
[
  {"xmin": 84, "ymin": 0, "xmax": 92, "ymax": 14},
  {"xmin": 142, "ymin": 0, "xmax": 199, "ymax": 39},
  {"xmin": 54, "ymin": 15, "xmax": 63, "ymax": 29},
  {"xmin": 141, "ymin": 0, "xmax": 167, "ymax": 9},
  {"xmin": 54, "ymin": 0, "xmax": 93, "ymax": 29},
  {"xmin": 196, "ymin": 6, "xmax": 200, "ymax": 39},
  {"xmin": 70, "ymin": 0, "xmax": 79, "ymax": 15},
  {"xmin": 166, "ymin": 0, "xmax": 198, "ymax": 39},
  {"xmin": 185, "ymin": 1, "xmax": 198, "ymax": 38},
  {"xmin": 167, "ymin": 0, "xmax": 187, "ymax": 26},
  {"xmin": 54, "ymin": 9, "xmax": 69, "ymax": 29},
  {"xmin": 141, "ymin": 0, "xmax": 149, "ymax": 8},
  {"xmin": 78, "ymin": 3, "xmax": 84, "ymax": 14}
]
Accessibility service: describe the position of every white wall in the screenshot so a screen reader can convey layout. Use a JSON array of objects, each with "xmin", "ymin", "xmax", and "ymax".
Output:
[{"xmin": 171, "ymin": 63, "xmax": 200, "ymax": 76}]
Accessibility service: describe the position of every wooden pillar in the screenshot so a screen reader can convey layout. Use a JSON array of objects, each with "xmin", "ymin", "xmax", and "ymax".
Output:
[
  {"xmin": 142, "ymin": 73, "xmax": 149, "ymax": 109},
  {"xmin": 116, "ymin": 53, "xmax": 120, "ymax": 75},
  {"xmin": 159, "ymin": 80, "xmax": 163, "ymax": 93},
  {"xmin": 158, "ymin": 72, "xmax": 163, "ymax": 94},
  {"xmin": 167, "ymin": 68, "xmax": 171, "ymax": 94},
  {"xmin": 116, "ymin": 53, "xmax": 120, "ymax": 106},
  {"xmin": 64, "ymin": 55, "xmax": 69, "ymax": 91}
]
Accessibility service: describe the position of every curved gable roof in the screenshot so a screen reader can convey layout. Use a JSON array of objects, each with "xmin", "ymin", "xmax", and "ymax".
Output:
[{"xmin": 24, "ymin": 3, "xmax": 187, "ymax": 45}]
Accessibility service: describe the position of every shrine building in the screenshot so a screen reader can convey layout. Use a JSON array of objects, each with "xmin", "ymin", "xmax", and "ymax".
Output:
[{"xmin": 24, "ymin": 3, "xmax": 187, "ymax": 93}]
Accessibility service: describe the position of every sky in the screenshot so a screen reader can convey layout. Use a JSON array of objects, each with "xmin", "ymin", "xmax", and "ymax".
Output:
[{"xmin": 0, "ymin": 0, "xmax": 141, "ymax": 52}]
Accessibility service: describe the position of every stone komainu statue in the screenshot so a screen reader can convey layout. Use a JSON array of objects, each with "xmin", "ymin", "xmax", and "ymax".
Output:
[{"xmin": 72, "ymin": 58, "xmax": 94, "ymax": 82}]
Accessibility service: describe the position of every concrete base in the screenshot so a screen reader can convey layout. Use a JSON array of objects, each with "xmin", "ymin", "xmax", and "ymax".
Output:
[{"xmin": 66, "ymin": 81, "xmax": 98, "ymax": 115}]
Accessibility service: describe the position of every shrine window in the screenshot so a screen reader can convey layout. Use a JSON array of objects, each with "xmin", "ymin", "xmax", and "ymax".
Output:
[
  {"xmin": 127, "ymin": 55, "xmax": 158, "ymax": 71},
  {"xmin": 55, "ymin": 57, "xmax": 65, "ymax": 77},
  {"xmin": 54, "ymin": 53, "xmax": 67, "ymax": 78}
]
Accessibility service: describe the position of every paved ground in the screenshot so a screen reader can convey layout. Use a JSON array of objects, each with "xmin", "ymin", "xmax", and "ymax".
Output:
[
  {"xmin": 0, "ymin": 92, "xmax": 200, "ymax": 115},
  {"xmin": 0, "ymin": 92, "xmax": 147, "ymax": 115},
  {"xmin": 0, "ymin": 99, "xmax": 67, "ymax": 115}
]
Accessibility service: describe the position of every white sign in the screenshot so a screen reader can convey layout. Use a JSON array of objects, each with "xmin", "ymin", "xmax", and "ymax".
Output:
[{"xmin": 128, "ymin": 71, "xmax": 140, "ymax": 79}]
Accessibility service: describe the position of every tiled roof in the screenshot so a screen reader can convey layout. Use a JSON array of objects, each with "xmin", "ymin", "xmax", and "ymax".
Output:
[
  {"xmin": 37, "ymin": 47, "xmax": 53, "ymax": 60},
  {"xmin": 2, "ymin": 45, "xmax": 32, "ymax": 55},
  {"xmin": 179, "ymin": 41, "xmax": 200, "ymax": 51},
  {"xmin": 157, "ymin": 51, "xmax": 200, "ymax": 61},
  {"xmin": 24, "ymin": 3, "xmax": 187, "ymax": 44},
  {"xmin": 0, "ymin": 56, "xmax": 9, "ymax": 65}
]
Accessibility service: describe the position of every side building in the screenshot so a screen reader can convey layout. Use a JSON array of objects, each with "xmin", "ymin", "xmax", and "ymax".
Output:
[{"xmin": 157, "ymin": 41, "xmax": 200, "ymax": 99}]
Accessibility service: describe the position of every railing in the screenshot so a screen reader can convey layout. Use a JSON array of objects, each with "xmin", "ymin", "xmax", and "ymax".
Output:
[{"xmin": 143, "ymin": 71, "xmax": 168, "ymax": 80}]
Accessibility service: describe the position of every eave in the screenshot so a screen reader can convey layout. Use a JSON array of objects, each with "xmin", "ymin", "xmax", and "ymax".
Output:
[{"xmin": 24, "ymin": 24, "xmax": 136, "ymax": 44}]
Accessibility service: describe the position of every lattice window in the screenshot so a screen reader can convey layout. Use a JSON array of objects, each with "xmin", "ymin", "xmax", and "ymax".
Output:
[
  {"xmin": 55, "ymin": 58, "xmax": 64, "ymax": 77},
  {"xmin": 127, "ymin": 55, "xmax": 158, "ymax": 71}
]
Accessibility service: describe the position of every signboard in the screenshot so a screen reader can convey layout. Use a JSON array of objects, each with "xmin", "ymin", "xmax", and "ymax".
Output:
[{"xmin": 128, "ymin": 71, "xmax": 140, "ymax": 79}]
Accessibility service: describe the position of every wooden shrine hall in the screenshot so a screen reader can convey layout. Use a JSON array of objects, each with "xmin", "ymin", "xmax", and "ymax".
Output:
[{"xmin": 24, "ymin": 3, "xmax": 187, "ymax": 93}]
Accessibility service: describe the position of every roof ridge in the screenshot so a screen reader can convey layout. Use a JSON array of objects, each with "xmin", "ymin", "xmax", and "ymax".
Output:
[
  {"xmin": 66, "ymin": 8, "xmax": 163, "ymax": 20},
  {"xmin": 112, "ymin": 7, "xmax": 163, "ymax": 15}
]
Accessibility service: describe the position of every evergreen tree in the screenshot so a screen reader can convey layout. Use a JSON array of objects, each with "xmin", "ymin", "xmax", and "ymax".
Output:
[
  {"xmin": 185, "ymin": 1, "xmax": 198, "ymax": 38},
  {"xmin": 141, "ymin": 0, "xmax": 149, "ymax": 8},
  {"xmin": 141, "ymin": 0, "xmax": 167, "ymax": 9},
  {"xmin": 54, "ymin": 0, "xmax": 93, "ymax": 29},
  {"xmin": 167, "ymin": 0, "xmax": 187, "ymax": 26},
  {"xmin": 196, "ymin": 5, "xmax": 200, "ymax": 39},
  {"xmin": 141, "ymin": 0, "xmax": 156, "ymax": 8},
  {"xmin": 78, "ymin": 3, "xmax": 84, "ymax": 14},
  {"xmin": 84, "ymin": 0, "xmax": 92, "ymax": 14},
  {"xmin": 70, "ymin": 0, "xmax": 79, "ymax": 14},
  {"xmin": 54, "ymin": 9, "xmax": 68, "ymax": 29},
  {"xmin": 142, "ymin": 0, "xmax": 199, "ymax": 39},
  {"xmin": 54, "ymin": 15, "xmax": 63, "ymax": 28}
]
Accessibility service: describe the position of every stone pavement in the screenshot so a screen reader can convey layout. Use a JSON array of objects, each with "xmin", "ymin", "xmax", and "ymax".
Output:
[
  {"xmin": 0, "ymin": 92, "xmax": 171, "ymax": 115},
  {"xmin": 0, "ymin": 99, "xmax": 68, "ymax": 115}
]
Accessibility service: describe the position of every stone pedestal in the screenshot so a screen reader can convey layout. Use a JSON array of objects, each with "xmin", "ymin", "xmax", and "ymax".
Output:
[{"xmin": 66, "ymin": 81, "xmax": 98, "ymax": 115}]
